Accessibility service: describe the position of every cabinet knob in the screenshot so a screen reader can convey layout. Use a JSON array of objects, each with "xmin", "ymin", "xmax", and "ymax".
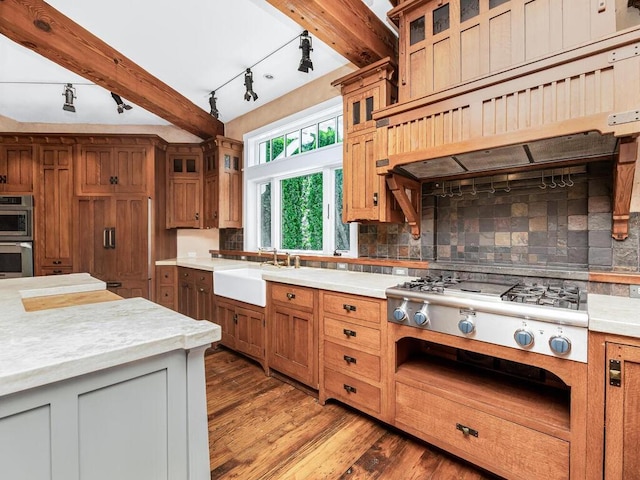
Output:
[
  {"xmin": 199, "ymin": 288, "xmax": 205, "ymax": 292},
  {"xmin": 343, "ymin": 384, "xmax": 357, "ymax": 394},
  {"xmin": 286, "ymin": 292, "xmax": 296, "ymax": 300},
  {"xmin": 53, "ymin": 260, "xmax": 62, "ymax": 265},
  {"xmin": 194, "ymin": 212, "xmax": 200, "ymax": 220}
]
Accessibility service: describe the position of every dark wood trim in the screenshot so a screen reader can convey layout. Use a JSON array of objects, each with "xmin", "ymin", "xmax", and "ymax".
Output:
[
  {"xmin": 589, "ymin": 271, "xmax": 640, "ymax": 284},
  {"xmin": 266, "ymin": 0, "xmax": 398, "ymax": 68},
  {"xmin": 0, "ymin": 0, "xmax": 223, "ymax": 139},
  {"xmin": 386, "ymin": 174, "xmax": 421, "ymax": 239},
  {"xmin": 612, "ymin": 137, "xmax": 638, "ymax": 241}
]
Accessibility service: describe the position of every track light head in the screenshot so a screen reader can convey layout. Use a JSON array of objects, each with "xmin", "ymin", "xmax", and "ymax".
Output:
[
  {"xmin": 110, "ymin": 92, "xmax": 133, "ymax": 114},
  {"xmin": 209, "ymin": 91, "xmax": 219, "ymax": 118},
  {"xmin": 243, "ymin": 68, "xmax": 258, "ymax": 102},
  {"xmin": 62, "ymin": 83, "xmax": 76, "ymax": 112},
  {"xmin": 298, "ymin": 30, "xmax": 313, "ymax": 73}
]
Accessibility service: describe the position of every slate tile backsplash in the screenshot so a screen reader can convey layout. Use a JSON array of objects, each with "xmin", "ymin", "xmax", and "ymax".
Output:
[{"xmin": 360, "ymin": 161, "xmax": 640, "ymax": 273}]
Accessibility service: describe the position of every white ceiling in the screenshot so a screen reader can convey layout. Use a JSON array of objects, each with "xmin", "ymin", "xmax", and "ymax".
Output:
[{"xmin": 0, "ymin": 0, "xmax": 395, "ymax": 128}]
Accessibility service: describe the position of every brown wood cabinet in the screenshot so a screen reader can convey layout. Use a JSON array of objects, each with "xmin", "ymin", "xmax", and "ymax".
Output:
[
  {"xmin": 35, "ymin": 144, "xmax": 73, "ymax": 275},
  {"xmin": 74, "ymin": 196, "xmax": 149, "ymax": 298},
  {"xmin": 604, "ymin": 341, "xmax": 640, "ymax": 479},
  {"xmin": 390, "ymin": 0, "xmax": 615, "ymax": 103},
  {"xmin": 202, "ymin": 135, "xmax": 242, "ymax": 229},
  {"xmin": 0, "ymin": 143, "xmax": 34, "ymax": 193},
  {"xmin": 166, "ymin": 145, "xmax": 202, "ymax": 228},
  {"xmin": 319, "ymin": 292, "xmax": 388, "ymax": 421},
  {"xmin": 177, "ymin": 267, "xmax": 213, "ymax": 322},
  {"xmin": 155, "ymin": 265, "xmax": 177, "ymax": 311},
  {"xmin": 76, "ymin": 145, "xmax": 149, "ymax": 195},
  {"xmin": 268, "ymin": 283, "xmax": 318, "ymax": 388},
  {"xmin": 215, "ymin": 296, "xmax": 266, "ymax": 371},
  {"xmin": 332, "ymin": 58, "xmax": 404, "ymax": 224}
]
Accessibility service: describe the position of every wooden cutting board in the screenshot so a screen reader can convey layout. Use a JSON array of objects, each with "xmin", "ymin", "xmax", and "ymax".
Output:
[{"xmin": 22, "ymin": 290, "xmax": 122, "ymax": 312}]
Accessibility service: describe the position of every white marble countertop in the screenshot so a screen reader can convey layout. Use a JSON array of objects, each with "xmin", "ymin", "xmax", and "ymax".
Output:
[
  {"xmin": 588, "ymin": 294, "xmax": 640, "ymax": 338},
  {"xmin": 159, "ymin": 257, "xmax": 412, "ymax": 299},
  {"xmin": 0, "ymin": 273, "xmax": 220, "ymax": 397},
  {"xmin": 156, "ymin": 257, "xmax": 250, "ymax": 271},
  {"xmin": 261, "ymin": 267, "xmax": 412, "ymax": 299}
]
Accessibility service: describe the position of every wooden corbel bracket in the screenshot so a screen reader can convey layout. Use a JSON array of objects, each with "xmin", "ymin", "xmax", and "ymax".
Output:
[
  {"xmin": 612, "ymin": 136, "xmax": 638, "ymax": 240},
  {"xmin": 386, "ymin": 173, "xmax": 421, "ymax": 239}
]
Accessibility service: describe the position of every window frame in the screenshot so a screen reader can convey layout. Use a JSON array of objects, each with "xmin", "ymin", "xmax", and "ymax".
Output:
[{"xmin": 243, "ymin": 98, "xmax": 358, "ymax": 257}]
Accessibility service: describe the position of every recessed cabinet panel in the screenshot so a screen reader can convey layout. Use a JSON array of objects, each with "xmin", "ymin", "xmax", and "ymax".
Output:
[{"xmin": 0, "ymin": 145, "xmax": 34, "ymax": 193}]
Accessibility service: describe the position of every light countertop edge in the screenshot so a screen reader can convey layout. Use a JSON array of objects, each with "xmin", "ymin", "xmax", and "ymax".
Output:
[{"xmin": 588, "ymin": 294, "xmax": 640, "ymax": 338}]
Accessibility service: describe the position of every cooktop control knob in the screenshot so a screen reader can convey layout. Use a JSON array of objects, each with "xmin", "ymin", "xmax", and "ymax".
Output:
[
  {"xmin": 514, "ymin": 328, "xmax": 534, "ymax": 348},
  {"xmin": 458, "ymin": 317, "xmax": 475, "ymax": 334},
  {"xmin": 549, "ymin": 335, "xmax": 571, "ymax": 355},
  {"xmin": 413, "ymin": 303, "xmax": 430, "ymax": 326},
  {"xmin": 392, "ymin": 301, "xmax": 408, "ymax": 322}
]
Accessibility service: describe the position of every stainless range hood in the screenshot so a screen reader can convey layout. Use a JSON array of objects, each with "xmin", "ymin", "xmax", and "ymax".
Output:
[{"xmin": 395, "ymin": 131, "xmax": 619, "ymax": 180}]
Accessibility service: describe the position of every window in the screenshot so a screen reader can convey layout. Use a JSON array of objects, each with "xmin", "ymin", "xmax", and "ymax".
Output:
[{"xmin": 244, "ymin": 98, "xmax": 357, "ymax": 256}]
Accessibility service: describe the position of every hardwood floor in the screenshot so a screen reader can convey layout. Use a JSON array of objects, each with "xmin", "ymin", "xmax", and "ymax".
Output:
[{"xmin": 205, "ymin": 347, "xmax": 498, "ymax": 480}]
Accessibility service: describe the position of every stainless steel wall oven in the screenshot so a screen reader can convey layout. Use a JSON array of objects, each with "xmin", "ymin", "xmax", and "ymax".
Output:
[{"xmin": 0, "ymin": 195, "xmax": 33, "ymax": 278}]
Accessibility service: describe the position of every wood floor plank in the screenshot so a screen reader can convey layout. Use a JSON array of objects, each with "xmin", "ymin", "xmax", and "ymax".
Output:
[{"xmin": 206, "ymin": 347, "xmax": 498, "ymax": 480}]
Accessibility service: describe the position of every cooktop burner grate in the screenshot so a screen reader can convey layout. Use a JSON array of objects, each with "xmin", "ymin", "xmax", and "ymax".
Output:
[{"xmin": 501, "ymin": 284, "xmax": 584, "ymax": 310}]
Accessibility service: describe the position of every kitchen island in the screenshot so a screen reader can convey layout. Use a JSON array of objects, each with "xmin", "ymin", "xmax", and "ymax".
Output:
[{"xmin": 0, "ymin": 273, "xmax": 220, "ymax": 480}]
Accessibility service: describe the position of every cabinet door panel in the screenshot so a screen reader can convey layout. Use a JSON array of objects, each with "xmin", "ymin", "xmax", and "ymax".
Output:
[
  {"xmin": 0, "ymin": 145, "xmax": 34, "ymax": 193},
  {"xmin": 38, "ymin": 146, "xmax": 73, "ymax": 270},
  {"xmin": 215, "ymin": 301, "xmax": 236, "ymax": 348},
  {"xmin": 167, "ymin": 179, "xmax": 201, "ymax": 228},
  {"xmin": 78, "ymin": 147, "xmax": 114, "ymax": 194},
  {"xmin": 235, "ymin": 306, "xmax": 264, "ymax": 359},
  {"xmin": 270, "ymin": 305, "xmax": 315, "ymax": 386},
  {"xmin": 605, "ymin": 343, "xmax": 640, "ymax": 479},
  {"xmin": 114, "ymin": 147, "xmax": 148, "ymax": 194},
  {"xmin": 113, "ymin": 197, "xmax": 148, "ymax": 281}
]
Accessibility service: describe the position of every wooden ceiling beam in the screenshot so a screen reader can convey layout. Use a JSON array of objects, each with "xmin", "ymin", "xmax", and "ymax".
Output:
[
  {"xmin": 266, "ymin": 0, "xmax": 397, "ymax": 68},
  {"xmin": 0, "ymin": 0, "xmax": 223, "ymax": 139}
]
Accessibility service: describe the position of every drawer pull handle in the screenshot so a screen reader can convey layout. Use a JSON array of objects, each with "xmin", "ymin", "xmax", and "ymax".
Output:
[
  {"xmin": 343, "ymin": 329, "xmax": 357, "ymax": 337},
  {"xmin": 199, "ymin": 288, "xmax": 205, "ymax": 292},
  {"xmin": 343, "ymin": 355, "xmax": 357, "ymax": 364},
  {"xmin": 456, "ymin": 423, "xmax": 478, "ymax": 438},
  {"xmin": 343, "ymin": 384, "xmax": 357, "ymax": 394},
  {"xmin": 286, "ymin": 292, "xmax": 296, "ymax": 300},
  {"xmin": 343, "ymin": 304, "xmax": 357, "ymax": 312}
]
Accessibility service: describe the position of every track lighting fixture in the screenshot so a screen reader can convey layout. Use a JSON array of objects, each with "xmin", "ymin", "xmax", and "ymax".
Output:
[
  {"xmin": 62, "ymin": 83, "xmax": 76, "ymax": 112},
  {"xmin": 110, "ymin": 92, "xmax": 133, "ymax": 114},
  {"xmin": 243, "ymin": 68, "xmax": 258, "ymax": 102},
  {"xmin": 209, "ymin": 91, "xmax": 219, "ymax": 118},
  {"xmin": 298, "ymin": 30, "xmax": 313, "ymax": 73}
]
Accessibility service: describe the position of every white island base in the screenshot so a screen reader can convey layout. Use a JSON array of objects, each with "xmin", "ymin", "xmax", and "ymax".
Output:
[{"xmin": 0, "ymin": 273, "xmax": 219, "ymax": 480}]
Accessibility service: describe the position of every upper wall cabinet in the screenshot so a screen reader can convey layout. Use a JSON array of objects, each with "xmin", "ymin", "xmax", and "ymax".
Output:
[
  {"xmin": 0, "ymin": 143, "xmax": 35, "ymax": 193},
  {"xmin": 166, "ymin": 144, "xmax": 203, "ymax": 229},
  {"xmin": 390, "ymin": 0, "xmax": 616, "ymax": 102},
  {"xmin": 202, "ymin": 135, "xmax": 243, "ymax": 229},
  {"xmin": 76, "ymin": 142, "xmax": 150, "ymax": 196}
]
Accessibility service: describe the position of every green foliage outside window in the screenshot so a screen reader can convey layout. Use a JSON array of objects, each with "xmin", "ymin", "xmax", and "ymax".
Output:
[{"xmin": 281, "ymin": 173, "xmax": 323, "ymax": 250}]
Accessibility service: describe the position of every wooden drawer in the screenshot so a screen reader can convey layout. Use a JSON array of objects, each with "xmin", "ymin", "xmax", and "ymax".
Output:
[
  {"xmin": 323, "ymin": 368, "xmax": 382, "ymax": 416},
  {"xmin": 177, "ymin": 267, "xmax": 193, "ymax": 281},
  {"xmin": 158, "ymin": 286, "xmax": 175, "ymax": 306},
  {"xmin": 323, "ymin": 317, "xmax": 380, "ymax": 352},
  {"xmin": 40, "ymin": 266, "xmax": 73, "ymax": 276},
  {"xmin": 395, "ymin": 381, "xmax": 569, "ymax": 480},
  {"xmin": 157, "ymin": 266, "xmax": 175, "ymax": 285},
  {"xmin": 323, "ymin": 341, "xmax": 380, "ymax": 382},
  {"xmin": 322, "ymin": 292, "xmax": 382, "ymax": 325},
  {"xmin": 194, "ymin": 271, "xmax": 212, "ymax": 289},
  {"xmin": 324, "ymin": 341, "xmax": 381, "ymax": 382},
  {"xmin": 271, "ymin": 283, "xmax": 315, "ymax": 310}
]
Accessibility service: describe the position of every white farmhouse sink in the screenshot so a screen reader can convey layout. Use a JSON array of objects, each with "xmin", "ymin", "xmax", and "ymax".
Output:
[{"xmin": 213, "ymin": 268, "xmax": 266, "ymax": 307}]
